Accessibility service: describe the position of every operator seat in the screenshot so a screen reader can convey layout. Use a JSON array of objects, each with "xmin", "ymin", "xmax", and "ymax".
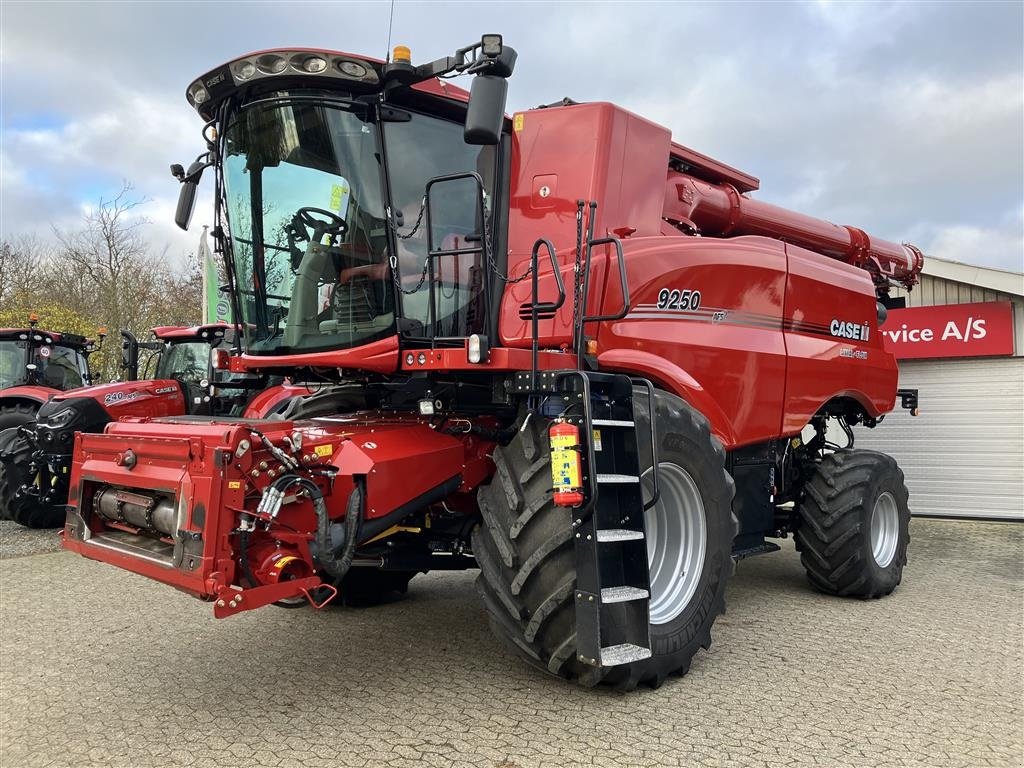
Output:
[{"xmin": 318, "ymin": 262, "xmax": 394, "ymax": 335}]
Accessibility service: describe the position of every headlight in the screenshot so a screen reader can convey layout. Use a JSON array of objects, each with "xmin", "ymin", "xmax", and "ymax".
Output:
[
  {"xmin": 338, "ymin": 60, "xmax": 367, "ymax": 78},
  {"xmin": 300, "ymin": 56, "xmax": 328, "ymax": 73},
  {"xmin": 234, "ymin": 60, "xmax": 256, "ymax": 80},
  {"xmin": 188, "ymin": 82, "xmax": 210, "ymax": 105},
  {"xmin": 256, "ymin": 54, "xmax": 287, "ymax": 74},
  {"xmin": 46, "ymin": 407, "xmax": 76, "ymax": 428}
]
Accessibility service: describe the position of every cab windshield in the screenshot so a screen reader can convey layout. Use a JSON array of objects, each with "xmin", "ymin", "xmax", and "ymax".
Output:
[
  {"xmin": 156, "ymin": 341, "xmax": 210, "ymax": 381},
  {"xmin": 223, "ymin": 97, "xmax": 392, "ymax": 355},
  {"xmin": 0, "ymin": 340, "xmax": 24, "ymax": 389}
]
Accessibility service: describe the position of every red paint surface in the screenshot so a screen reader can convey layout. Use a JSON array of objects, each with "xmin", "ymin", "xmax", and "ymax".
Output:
[{"xmin": 881, "ymin": 301, "xmax": 1015, "ymax": 359}]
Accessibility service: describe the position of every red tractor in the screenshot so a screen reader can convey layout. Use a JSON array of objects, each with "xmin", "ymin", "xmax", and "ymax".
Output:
[
  {"xmin": 0, "ymin": 315, "xmax": 105, "ymax": 431},
  {"xmin": 62, "ymin": 37, "xmax": 922, "ymax": 688},
  {"xmin": 0, "ymin": 323, "xmax": 301, "ymax": 528}
]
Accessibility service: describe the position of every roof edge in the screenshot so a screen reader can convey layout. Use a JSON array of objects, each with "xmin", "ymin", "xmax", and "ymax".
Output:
[{"xmin": 923, "ymin": 255, "xmax": 1024, "ymax": 297}]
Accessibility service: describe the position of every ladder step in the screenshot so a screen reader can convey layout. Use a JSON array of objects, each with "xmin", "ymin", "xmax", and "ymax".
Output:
[
  {"xmin": 596, "ymin": 529, "xmax": 645, "ymax": 542},
  {"xmin": 600, "ymin": 643, "xmax": 652, "ymax": 666},
  {"xmin": 592, "ymin": 419, "xmax": 635, "ymax": 427},
  {"xmin": 601, "ymin": 586, "xmax": 649, "ymax": 604},
  {"xmin": 596, "ymin": 473, "xmax": 640, "ymax": 484}
]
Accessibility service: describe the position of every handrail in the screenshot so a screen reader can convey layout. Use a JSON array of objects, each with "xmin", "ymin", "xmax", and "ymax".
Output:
[
  {"xmin": 529, "ymin": 238, "xmax": 566, "ymax": 390},
  {"xmin": 576, "ymin": 232, "xmax": 629, "ymax": 367}
]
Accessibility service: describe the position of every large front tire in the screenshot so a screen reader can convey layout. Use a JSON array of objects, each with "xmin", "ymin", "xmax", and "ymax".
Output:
[
  {"xmin": 795, "ymin": 449, "xmax": 910, "ymax": 598},
  {"xmin": 472, "ymin": 391, "xmax": 736, "ymax": 689},
  {"xmin": 0, "ymin": 425, "xmax": 66, "ymax": 529},
  {"xmin": 0, "ymin": 427, "xmax": 34, "ymax": 522}
]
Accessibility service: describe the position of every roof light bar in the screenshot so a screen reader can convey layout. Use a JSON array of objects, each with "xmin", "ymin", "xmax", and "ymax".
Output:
[{"xmin": 185, "ymin": 49, "xmax": 380, "ymax": 115}]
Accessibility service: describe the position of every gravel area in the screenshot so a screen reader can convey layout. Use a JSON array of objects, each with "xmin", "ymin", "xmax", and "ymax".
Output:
[
  {"xmin": 0, "ymin": 517, "xmax": 1021, "ymax": 768},
  {"xmin": 0, "ymin": 520, "xmax": 63, "ymax": 560}
]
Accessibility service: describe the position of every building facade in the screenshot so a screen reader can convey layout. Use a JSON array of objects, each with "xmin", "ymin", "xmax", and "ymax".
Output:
[{"xmin": 856, "ymin": 257, "xmax": 1023, "ymax": 520}]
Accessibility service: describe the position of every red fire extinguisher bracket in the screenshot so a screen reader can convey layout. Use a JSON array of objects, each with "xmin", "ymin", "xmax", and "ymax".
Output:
[{"xmin": 549, "ymin": 419, "xmax": 585, "ymax": 507}]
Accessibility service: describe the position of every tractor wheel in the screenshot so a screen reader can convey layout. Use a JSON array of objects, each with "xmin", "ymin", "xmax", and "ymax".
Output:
[
  {"xmin": 472, "ymin": 390, "xmax": 737, "ymax": 689},
  {"xmin": 0, "ymin": 427, "xmax": 33, "ymax": 522},
  {"xmin": 337, "ymin": 569, "xmax": 418, "ymax": 606},
  {"xmin": 0, "ymin": 425, "xmax": 66, "ymax": 529},
  {"xmin": 0, "ymin": 402, "xmax": 37, "ymax": 432},
  {"xmin": 795, "ymin": 449, "xmax": 910, "ymax": 598}
]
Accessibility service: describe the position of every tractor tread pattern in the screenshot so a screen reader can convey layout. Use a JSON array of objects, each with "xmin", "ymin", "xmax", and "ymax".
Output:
[
  {"xmin": 473, "ymin": 389, "xmax": 736, "ymax": 690},
  {"xmin": 795, "ymin": 449, "xmax": 910, "ymax": 599}
]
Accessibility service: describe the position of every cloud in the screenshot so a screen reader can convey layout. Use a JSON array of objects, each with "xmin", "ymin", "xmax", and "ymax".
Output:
[
  {"xmin": 916, "ymin": 212, "xmax": 1024, "ymax": 273},
  {"xmin": 1, "ymin": 1, "xmax": 1021, "ymax": 275}
]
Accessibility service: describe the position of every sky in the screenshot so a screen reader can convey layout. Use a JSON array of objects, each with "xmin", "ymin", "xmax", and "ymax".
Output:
[{"xmin": 1, "ymin": 0, "xmax": 1022, "ymax": 273}]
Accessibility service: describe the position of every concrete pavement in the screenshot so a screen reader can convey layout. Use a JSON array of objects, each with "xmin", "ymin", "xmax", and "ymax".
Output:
[{"xmin": 0, "ymin": 518, "xmax": 1021, "ymax": 767}]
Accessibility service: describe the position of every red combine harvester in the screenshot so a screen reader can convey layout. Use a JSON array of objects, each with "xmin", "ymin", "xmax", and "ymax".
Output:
[
  {"xmin": 62, "ymin": 37, "xmax": 923, "ymax": 688},
  {"xmin": 0, "ymin": 323, "xmax": 301, "ymax": 527}
]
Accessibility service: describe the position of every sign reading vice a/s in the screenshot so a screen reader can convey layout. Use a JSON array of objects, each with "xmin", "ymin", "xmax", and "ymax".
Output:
[{"xmin": 881, "ymin": 301, "xmax": 1015, "ymax": 360}]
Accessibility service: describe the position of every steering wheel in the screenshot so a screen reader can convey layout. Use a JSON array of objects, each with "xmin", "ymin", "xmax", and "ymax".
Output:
[{"xmin": 294, "ymin": 207, "xmax": 348, "ymax": 244}]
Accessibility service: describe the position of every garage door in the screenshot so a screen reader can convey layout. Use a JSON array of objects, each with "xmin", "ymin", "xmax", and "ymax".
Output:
[{"xmin": 855, "ymin": 357, "xmax": 1024, "ymax": 520}]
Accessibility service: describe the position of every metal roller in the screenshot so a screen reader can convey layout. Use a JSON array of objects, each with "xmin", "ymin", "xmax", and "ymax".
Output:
[{"xmin": 93, "ymin": 487, "xmax": 178, "ymax": 536}]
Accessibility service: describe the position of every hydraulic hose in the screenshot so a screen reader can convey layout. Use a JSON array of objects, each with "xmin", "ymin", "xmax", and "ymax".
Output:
[{"xmin": 299, "ymin": 475, "xmax": 363, "ymax": 581}]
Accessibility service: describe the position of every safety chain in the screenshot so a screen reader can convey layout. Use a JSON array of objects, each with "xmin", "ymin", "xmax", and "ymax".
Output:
[
  {"xmin": 390, "ymin": 252, "xmax": 431, "ymax": 296},
  {"xmin": 389, "ymin": 197, "xmax": 533, "ymax": 295},
  {"xmin": 572, "ymin": 201, "xmax": 586, "ymax": 337},
  {"xmin": 389, "ymin": 196, "xmax": 427, "ymax": 240},
  {"xmin": 387, "ymin": 196, "xmax": 430, "ymax": 295},
  {"xmin": 482, "ymin": 207, "xmax": 533, "ymax": 285}
]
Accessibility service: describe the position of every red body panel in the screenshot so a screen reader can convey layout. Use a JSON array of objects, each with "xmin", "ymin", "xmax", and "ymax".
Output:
[
  {"xmin": 0, "ymin": 384, "xmax": 61, "ymax": 406},
  {"xmin": 229, "ymin": 335, "xmax": 400, "ymax": 373},
  {"xmin": 240, "ymin": 384, "xmax": 310, "ymax": 419},
  {"xmin": 497, "ymin": 102, "xmax": 902, "ymax": 448},
  {"xmin": 152, "ymin": 323, "xmax": 230, "ymax": 340},
  {"xmin": 63, "ymin": 415, "xmax": 492, "ymax": 609},
  {"xmin": 49, "ymin": 378, "xmax": 187, "ymax": 419}
]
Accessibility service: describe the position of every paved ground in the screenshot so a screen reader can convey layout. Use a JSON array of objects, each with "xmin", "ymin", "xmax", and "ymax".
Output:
[{"xmin": 0, "ymin": 518, "xmax": 1021, "ymax": 768}]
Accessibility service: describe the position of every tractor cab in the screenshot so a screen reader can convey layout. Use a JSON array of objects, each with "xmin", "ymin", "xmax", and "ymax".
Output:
[
  {"xmin": 172, "ymin": 37, "xmax": 516, "ymax": 374},
  {"xmin": 122, "ymin": 323, "xmax": 247, "ymax": 415},
  {"xmin": 0, "ymin": 319, "xmax": 101, "ymax": 393}
]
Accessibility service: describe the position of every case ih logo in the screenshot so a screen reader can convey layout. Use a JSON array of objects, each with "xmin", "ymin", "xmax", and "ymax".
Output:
[
  {"xmin": 830, "ymin": 319, "xmax": 870, "ymax": 341},
  {"xmin": 881, "ymin": 301, "xmax": 1015, "ymax": 360}
]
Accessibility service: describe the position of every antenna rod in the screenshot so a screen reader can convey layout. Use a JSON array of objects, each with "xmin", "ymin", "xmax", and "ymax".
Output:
[{"xmin": 385, "ymin": 0, "xmax": 396, "ymax": 63}]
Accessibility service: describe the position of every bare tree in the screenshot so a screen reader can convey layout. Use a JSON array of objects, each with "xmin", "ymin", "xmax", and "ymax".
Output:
[
  {"xmin": 49, "ymin": 182, "xmax": 201, "ymax": 378},
  {"xmin": 0, "ymin": 234, "xmax": 49, "ymax": 306}
]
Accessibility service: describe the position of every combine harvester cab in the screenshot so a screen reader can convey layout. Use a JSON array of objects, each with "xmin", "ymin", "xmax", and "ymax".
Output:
[{"xmin": 63, "ymin": 35, "xmax": 923, "ymax": 689}]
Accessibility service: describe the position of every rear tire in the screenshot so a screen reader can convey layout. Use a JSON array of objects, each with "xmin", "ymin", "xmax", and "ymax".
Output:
[
  {"xmin": 472, "ymin": 390, "xmax": 737, "ymax": 689},
  {"xmin": 795, "ymin": 449, "xmax": 910, "ymax": 598}
]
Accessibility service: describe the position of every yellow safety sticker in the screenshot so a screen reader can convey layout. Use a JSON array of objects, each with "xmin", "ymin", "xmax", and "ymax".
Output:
[
  {"xmin": 593, "ymin": 429, "xmax": 602, "ymax": 452},
  {"xmin": 314, "ymin": 444, "xmax": 333, "ymax": 458},
  {"xmin": 330, "ymin": 181, "xmax": 349, "ymax": 211},
  {"xmin": 227, "ymin": 480, "xmax": 241, "ymax": 490},
  {"xmin": 513, "ymin": 114, "xmax": 524, "ymax": 132},
  {"xmin": 274, "ymin": 556, "xmax": 297, "ymax": 570}
]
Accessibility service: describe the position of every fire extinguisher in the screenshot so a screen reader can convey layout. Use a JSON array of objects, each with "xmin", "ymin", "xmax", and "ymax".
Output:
[{"xmin": 549, "ymin": 419, "xmax": 584, "ymax": 507}]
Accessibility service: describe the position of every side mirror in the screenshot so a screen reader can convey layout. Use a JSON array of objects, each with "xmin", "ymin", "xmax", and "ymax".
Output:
[
  {"xmin": 120, "ymin": 330, "xmax": 140, "ymax": 381},
  {"xmin": 172, "ymin": 157, "xmax": 210, "ymax": 231},
  {"xmin": 465, "ymin": 75, "xmax": 508, "ymax": 145}
]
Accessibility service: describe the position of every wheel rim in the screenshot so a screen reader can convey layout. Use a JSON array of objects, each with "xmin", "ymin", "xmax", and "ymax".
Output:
[
  {"xmin": 870, "ymin": 491, "xmax": 899, "ymax": 568},
  {"xmin": 643, "ymin": 463, "xmax": 707, "ymax": 625}
]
